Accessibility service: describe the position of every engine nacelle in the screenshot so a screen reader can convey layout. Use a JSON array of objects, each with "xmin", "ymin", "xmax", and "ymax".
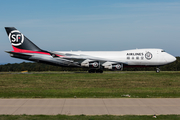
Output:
[
  {"xmin": 81, "ymin": 60, "xmax": 101, "ymax": 69},
  {"xmin": 89, "ymin": 61, "xmax": 100, "ymax": 69},
  {"xmin": 112, "ymin": 64, "xmax": 123, "ymax": 70},
  {"xmin": 105, "ymin": 63, "xmax": 123, "ymax": 70}
]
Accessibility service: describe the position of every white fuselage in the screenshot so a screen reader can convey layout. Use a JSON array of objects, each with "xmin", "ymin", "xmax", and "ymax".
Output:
[{"xmin": 56, "ymin": 48, "xmax": 176, "ymax": 66}]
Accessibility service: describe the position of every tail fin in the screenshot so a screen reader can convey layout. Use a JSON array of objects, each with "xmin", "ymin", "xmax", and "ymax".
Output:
[{"xmin": 5, "ymin": 27, "xmax": 42, "ymax": 52}]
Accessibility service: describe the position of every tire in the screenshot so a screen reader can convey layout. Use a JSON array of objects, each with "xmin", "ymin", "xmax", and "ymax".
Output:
[
  {"xmin": 88, "ymin": 69, "xmax": 95, "ymax": 73},
  {"xmin": 96, "ymin": 69, "xmax": 103, "ymax": 73},
  {"xmin": 156, "ymin": 68, "xmax": 160, "ymax": 73}
]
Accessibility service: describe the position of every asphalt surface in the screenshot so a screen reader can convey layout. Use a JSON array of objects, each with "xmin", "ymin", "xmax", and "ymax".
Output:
[{"xmin": 0, "ymin": 98, "xmax": 180, "ymax": 115}]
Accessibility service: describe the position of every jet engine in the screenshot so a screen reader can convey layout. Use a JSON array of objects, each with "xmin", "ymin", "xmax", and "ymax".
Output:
[
  {"xmin": 88, "ymin": 61, "xmax": 100, "ymax": 69},
  {"xmin": 81, "ymin": 60, "xmax": 101, "ymax": 69},
  {"xmin": 105, "ymin": 63, "xmax": 123, "ymax": 70}
]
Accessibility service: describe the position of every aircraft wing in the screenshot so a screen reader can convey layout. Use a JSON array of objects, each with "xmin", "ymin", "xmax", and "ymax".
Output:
[{"xmin": 50, "ymin": 51, "xmax": 126, "ymax": 70}]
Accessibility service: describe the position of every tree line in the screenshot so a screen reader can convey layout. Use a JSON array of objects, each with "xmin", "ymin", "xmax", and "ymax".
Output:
[{"xmin": 0, "ymin": 57, "xmax": 180, "ymax": 72}]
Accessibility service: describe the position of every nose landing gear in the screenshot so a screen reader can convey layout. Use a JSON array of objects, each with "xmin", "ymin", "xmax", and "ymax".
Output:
[{"xmin": 156, "ymin": 67, "xmax": 160, "ymax": 73}]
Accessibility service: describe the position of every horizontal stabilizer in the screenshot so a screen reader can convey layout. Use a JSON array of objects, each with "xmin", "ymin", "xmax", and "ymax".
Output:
[{"xmin": 5, "ymin": 51, "xmax": 32, "ymax": 57}]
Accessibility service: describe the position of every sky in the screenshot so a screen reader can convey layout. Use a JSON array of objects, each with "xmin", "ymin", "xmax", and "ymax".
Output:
[{"xmin": 0, "ymin": 0, "xmax": 180, "ymax": 64}]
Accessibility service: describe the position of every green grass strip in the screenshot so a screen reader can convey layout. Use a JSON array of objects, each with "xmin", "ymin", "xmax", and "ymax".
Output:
[{"xmin": 0, "ymin": 71, "xmax": 180, "ymax": 98}]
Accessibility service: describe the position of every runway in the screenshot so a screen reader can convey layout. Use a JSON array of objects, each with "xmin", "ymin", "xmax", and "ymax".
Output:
[{"xmin": 0, "ymin": 98, "xmax": 180, "ymax": 115}]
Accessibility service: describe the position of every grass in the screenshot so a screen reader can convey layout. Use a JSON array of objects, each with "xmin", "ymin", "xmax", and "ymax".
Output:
[
  {"xmin": 0, "ymin": 71, "xmax": 180, "ymax": 98},
  {"xmin": 0, "ymin": 115, "xmax": 180, "ymax": 120}
]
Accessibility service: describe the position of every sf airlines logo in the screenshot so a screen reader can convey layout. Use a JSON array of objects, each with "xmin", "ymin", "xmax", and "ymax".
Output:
[
  {"xmin": 9, "ymin": 30, "xmax": 24, "ymax": 46},
  {"xmin": 145, "ymin": 52, "xmax": 153, "ymax": 60}
]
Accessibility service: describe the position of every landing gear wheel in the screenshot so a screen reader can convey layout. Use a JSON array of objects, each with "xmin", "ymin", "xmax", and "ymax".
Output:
[
  {"xmin": 96, "ymin": 69, "xmax": 103, "ymax": 73},
  {"xmin": 156, "ymin": 68, "xmax": 160, "ymax": 73},
  {"xmin": 88, "ymin": 69, "xmax": 103, "ymax": 73},
  {"xmin": 88, "ymin": 69, "xmax": 95, "ymax": 73}
]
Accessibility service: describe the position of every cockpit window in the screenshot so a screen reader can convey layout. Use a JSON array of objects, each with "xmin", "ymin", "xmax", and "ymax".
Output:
[{"xmin": 161, "ymin": 50, "xmax": 165, "ymax": 52}]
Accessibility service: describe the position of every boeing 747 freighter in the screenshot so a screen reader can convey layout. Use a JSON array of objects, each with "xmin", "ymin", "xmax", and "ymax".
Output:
[{"xmin": 5, "ymin": 27, "xmax": 176, "ymax": 73}]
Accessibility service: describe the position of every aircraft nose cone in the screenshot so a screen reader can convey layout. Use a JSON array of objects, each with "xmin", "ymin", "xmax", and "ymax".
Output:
[
  {"xmin": 172, "ymin": 56, "xmax": 176, "ymax": 62},
  {"xmin": 167, "ymin": 55, "xmax": 176, "ymax": 63}
]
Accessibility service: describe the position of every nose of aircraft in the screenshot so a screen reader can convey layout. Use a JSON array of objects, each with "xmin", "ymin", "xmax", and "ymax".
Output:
[{"xmin": 166, "ymin": 54, "xmax": 176, "ymax": 63}]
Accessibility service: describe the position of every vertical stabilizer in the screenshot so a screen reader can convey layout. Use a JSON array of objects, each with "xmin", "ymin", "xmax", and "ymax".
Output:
[{"xmin": 5, "ymin": 27, "xmax": 42, "ymax": 51}]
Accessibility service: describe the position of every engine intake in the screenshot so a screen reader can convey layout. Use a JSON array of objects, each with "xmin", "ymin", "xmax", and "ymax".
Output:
[
  {"xmin": 105, "ymin": 63, "xmax": 123, "ymax": 70},
  {"xmin": 89, "ymin": 61, "xmax": 100, "ymax": 69},
  {"xmin": 81, "ymin": 60, "xmax": 101, "ymax": 69},
  {"xmin": 112, "ymin": 64, "xmax": 123, "ymax": 70}
]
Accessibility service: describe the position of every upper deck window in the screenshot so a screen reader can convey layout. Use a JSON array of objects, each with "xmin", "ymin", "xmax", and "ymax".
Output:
[{"xmin": 161, "ymin": 50, "xmax": 165, "ymax": 52}]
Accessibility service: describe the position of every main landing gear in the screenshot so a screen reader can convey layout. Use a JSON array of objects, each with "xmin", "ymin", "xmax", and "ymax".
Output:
[{"xmin": 88, "ymin": 69, "xmax": 103, "ymax": 73}]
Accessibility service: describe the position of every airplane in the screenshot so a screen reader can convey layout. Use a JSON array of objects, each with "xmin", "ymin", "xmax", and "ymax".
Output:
[{"xmin": 4, "ymin": 27, "xmax": 176, "ymax": 73}]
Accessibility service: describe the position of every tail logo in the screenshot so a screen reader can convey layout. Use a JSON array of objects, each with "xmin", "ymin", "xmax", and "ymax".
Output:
[{"xmin": 8, "ymin": 30, "xmax": 24, "ymax": 46}]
